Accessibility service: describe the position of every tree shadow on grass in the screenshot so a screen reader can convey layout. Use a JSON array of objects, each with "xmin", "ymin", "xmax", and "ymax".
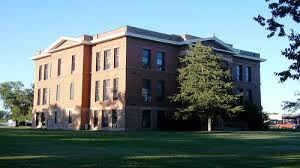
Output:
[{"xmin": 1, "ymin": 129, "xmax": 300, "ymax": 168}]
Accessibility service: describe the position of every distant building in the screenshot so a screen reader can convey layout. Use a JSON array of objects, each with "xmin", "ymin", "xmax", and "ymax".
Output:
[
  {"xmin": 32, "ymin": 25, "xmax": 265, "ymax": 130},
  {"xmin": 267, "ymin": 113, "xmax": 283, "ymax": 121},
  {"xmin": 283, "ymin": 113, "xmax": 300, "ymax": 125}
]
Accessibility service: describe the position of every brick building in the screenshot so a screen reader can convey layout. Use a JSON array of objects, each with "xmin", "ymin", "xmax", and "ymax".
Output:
[{"xmin": 32, "ymin": 26, "xmax": 265, "ymax": 130}]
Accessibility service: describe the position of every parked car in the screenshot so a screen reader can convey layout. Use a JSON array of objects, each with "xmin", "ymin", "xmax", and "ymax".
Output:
[{"xmin": 7, "ymin": 119, "xmax": 16, "ymax": 127}]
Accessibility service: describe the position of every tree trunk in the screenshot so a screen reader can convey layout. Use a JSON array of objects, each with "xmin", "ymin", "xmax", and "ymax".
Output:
[{"xmin": 208, "ymin": 116, "xmax": 212, "ymax": 132}]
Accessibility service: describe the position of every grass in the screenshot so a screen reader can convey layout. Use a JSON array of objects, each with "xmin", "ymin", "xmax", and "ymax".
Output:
[{"xmin": 0, "ymin": 128, "xmax": 300, "ymax": 168}]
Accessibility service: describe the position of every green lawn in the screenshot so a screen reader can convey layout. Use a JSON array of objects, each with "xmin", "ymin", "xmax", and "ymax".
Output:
[{"xmin": 0, "ymin": 128, "xmax": 300, "ymax": 168}]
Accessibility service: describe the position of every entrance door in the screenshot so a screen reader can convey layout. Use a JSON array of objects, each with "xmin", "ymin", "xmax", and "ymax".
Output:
[
  {"xmin": 35, "ymin": 113, "xmax": 40, "ymax": 127},
  {"xmin": 142, "ymin": 110, "xmax": 151, "ymax": 128},
  {"xmin": 157, "ymin": 110, "xmax": 166, "ymax": 129},
  {"xmin": 112, "ymin": 110, "xmax": 118, "ymax": 128},
  {"xmin": 93, "ymin": 110, "xmax": 99, "ymax": 128},
  {"xmin": 41, "ymin": 113, "xmax": 45, "ymax": 126},
  {"xmin": 102, "ymin": 110, "xmax": 109, "ymax": 128}
]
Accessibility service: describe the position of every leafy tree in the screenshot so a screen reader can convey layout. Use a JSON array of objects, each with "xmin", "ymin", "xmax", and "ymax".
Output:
[
  {"xmin": 0, "ymin": 81, "xmax": 33, "ymax": 124},
  {"xmin": 283, "ymin": 92, "xmax": 300, "ymax": 112},
  {"xmin": 171, "ymin": 43, "xmax": 243, "ymax": 131},
  {"xmin": 254, "ymin": 0, "xmax": 300, "ymax": 112},
  {"xmin": 255, "ymin": 0, "xmax": 300, "ymax": 81},
  {"xmin": 0, "ymin": 110, "xmax": 7, "ymax": 121}
]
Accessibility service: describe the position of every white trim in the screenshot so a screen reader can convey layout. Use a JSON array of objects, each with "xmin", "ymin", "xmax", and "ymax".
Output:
[
  {"xmin": 212, "ymin": 47, "xmax": 236, "ymax": 54},
  {"xmin": 180, "ymin": 37, "xmax": 233, "ymax": 51},
  {"xmin": 91, "ymin": 31, "xmax": 126, "ymax": 44},
  {"xmin": 213, "ymin": 47, "xmax": 265, "ymax": 61},
  {"xmin": 121, "ymin": 33, "xmax": 265, "ymax": 61},
  {"xmin": 235, "ymin": 54, "xmax": 266, "ymax": 62},
  {"xmin": 179, "ymin": 38, "xmax": 201, "ymax": 45},
  {"xmin": 32, "ymin": 36, "xmax": 86, "ymax": 60},
  {"xmin": 32, "ymin": 28, "xmax": 265, "ymax": 62},
  {"xmin": 209, "ymin": 36, "xmax": 235, "ymax": 52},
  {"xmin": 125, "ymin": 32, "xmax": 179, "ymax": 45},
  {"xmin": 49, "ymin": 43, "xmax": 81, "ymax": 53},
  {"xmin": 179, "ymin": 47, "xmax": 265, "ymax": 62},
  {"xmin": 31, "ymin": 53, "xmax": 51, "ymax": 60},
  {"xmin": 47, "ymin": 36, "xmax": 81, "ymax": 52}
]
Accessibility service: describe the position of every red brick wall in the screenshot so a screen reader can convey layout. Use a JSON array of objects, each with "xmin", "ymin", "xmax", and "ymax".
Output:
[{"xmin": 126, "ymin": 37, "xmax": 179, "ymax": 107}]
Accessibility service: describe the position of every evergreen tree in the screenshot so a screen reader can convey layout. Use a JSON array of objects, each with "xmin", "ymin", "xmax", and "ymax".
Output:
[{"xmin": 172, "ymin": 43, "xmax": 243, "ymax": 131}]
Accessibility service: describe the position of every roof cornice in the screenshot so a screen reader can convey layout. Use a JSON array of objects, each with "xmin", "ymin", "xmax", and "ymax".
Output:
[{"xmin": 32, "ymin": 27, "xmax": 266, "ymax": 62}]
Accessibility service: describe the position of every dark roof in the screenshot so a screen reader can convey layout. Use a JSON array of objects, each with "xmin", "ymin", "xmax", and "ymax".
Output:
[{"xmin": 126, "ymin": 26, "xmax": 184, "ymax": 42}]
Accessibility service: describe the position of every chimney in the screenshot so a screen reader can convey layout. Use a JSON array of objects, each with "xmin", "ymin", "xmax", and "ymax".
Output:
[{"xmin": 80, "ymin": 35, "xmax": 93, "ymax": 41}]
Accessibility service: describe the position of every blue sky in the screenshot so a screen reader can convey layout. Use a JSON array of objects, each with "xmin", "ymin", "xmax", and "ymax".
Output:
[{"xmin": 0, "ymin": 0, "xmax": 299, "ymax": 114}]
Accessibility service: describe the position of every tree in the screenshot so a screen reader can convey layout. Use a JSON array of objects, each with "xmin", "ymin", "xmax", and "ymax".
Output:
[
  {"xmin": 237, "ymin": 102, "xmax": 267, "ymax": 130},
  {"xmin": 282, "ymin": 92, "xmax": 300, "ymax": 112},
  {"xmin": 254, "ymin": 0, "xmax": 300, "ymax": 112},
  {"xmin": 0, "ymin": 81, "xmax": 33, "ymax": 125},
  {"xmin": 0, "ymin": 110, "xmax": 7, "ymax": 121},
  {"xmin": 255, "ymin": 0, "xmax": 300, "ymax": 82},
  {"xmin": 171, "ymin": 43, "xmax": 243, "ymax": 131}
]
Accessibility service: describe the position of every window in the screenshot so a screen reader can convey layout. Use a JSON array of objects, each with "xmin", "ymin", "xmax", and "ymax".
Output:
[
  {"xmin": 236, "ymin": 65, "xmax": 243, "ymax": 81},
  {"xmin": 103, "ymin": 79, "xmax": 110, "ymax": 101},
  {"xmin": 42, "ymin": 88, "xmax": 47, "ymax": 105},
  {"xmin": 57, "ymin": 59, "xmax": 61, "ymax": 76},
  {"xmin": 95, "ymin": 81, "xmax": 100, "ymax": 102},
  {"xmin": 56, "ymin": 84, "xmax": 60, "ymax": 101},
  {"xmin": 142, "ymin": 79, "xmax": 151, "ymax": 103},
  {"xmin": 48, "ymin": 88, "xmax": 51, "ymax": 105},
  {"xmin": 156, "ymin": 52, "xmax": 165, "ymax": 71},
  {"xmin": 102, "ymin": 110, "xmax": 109, "ymax": 128},
  {"xmin": 68, "ymin": 111, "xmax": 72, "ymax": 124},
  {"xmin": 142, "ymin": 49, "xmax": 151, "ymax": 69},
  {"xmin": 54, "ymin": 111, "xmax": 57, "ymax": 124},
  {"xmin": 245, "ymin": 66, "xmax": 252, "ymax": 82},
  {"xmin": 94, "ymin": 110, "xmax": 99, "ymax": 128},
  {"xmin": 112, "ymin": 110, "xmax": 117, "ymax": 128},
  {"xmin": 156, "ymin": 80, "xmax": 165, "ymax": 101},
  {"xmin": 113, "ymin": 78, "xmax": 119, "ymax": 100},
  {"xmin": 114, "ymin": 48, "xmax": 120, "ymax": 68},
  {"xmin": 70, "ymin": 83, "xmax": 74, "ymax": 100},
  {"xmin": 71, "ymin": 55, "xmax": 75, "ymax": 73},
  {"xmin": 104, "ymin": 49, "xmax": 111, "ymax": 70},
  {"xmin": 142, "ymin": 110, "xmax": 151, "ymax": 128},
  {"xmin": 37, "ymin": 89, "xmax": 41, "ymax": 105},
  {"xmin": 96, "ymin": 52, "xmax": 100, "ymax": 71},
  {"xmin": 49, "ymin": 64, "xmax": 52, "ymax": 78},
  {"xmin": 38, "ymin": 65, "xmax": 42, "ymax": 81},
  {"xmin": 44, "ymin": 64, "xmax": 49, "ymax": 80}
]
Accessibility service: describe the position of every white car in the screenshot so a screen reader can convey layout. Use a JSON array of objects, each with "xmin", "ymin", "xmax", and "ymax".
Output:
[{"xmin": 7, "ymin": 119, "xmax": 16, "ymax": 127}]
